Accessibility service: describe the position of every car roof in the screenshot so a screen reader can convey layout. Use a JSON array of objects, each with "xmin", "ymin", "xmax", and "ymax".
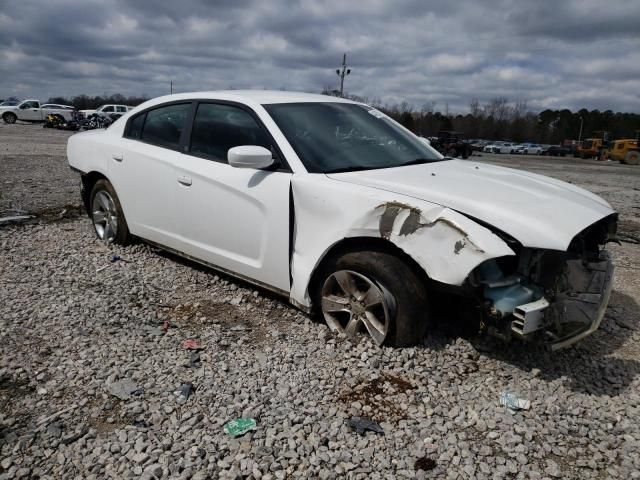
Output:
[{"xmin": 142, "ymin": 90, "xmax": 360, "ymax": 107}]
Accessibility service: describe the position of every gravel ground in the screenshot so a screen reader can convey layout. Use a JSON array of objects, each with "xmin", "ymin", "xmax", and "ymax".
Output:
[{"xmin": 1, "ymin": 123, "xmax": 639, "ymax": 479}]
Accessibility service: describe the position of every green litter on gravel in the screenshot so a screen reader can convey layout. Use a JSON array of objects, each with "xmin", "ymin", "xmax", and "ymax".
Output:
[{"xmin": 223, "ymin": 418, "xmax": 257, "ymax": 437}]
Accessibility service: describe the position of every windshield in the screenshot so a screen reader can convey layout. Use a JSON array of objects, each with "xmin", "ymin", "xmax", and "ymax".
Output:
[{"xmin": 264, "ymin": 102, "xmax": 443, "ymax": 173}]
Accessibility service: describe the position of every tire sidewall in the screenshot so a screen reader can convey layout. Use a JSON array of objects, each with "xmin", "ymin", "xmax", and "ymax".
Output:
[
  {"xmin": 89, "ymin": 179, "xmax": 130, "ymax": 245},
  {"xmin": 314, "ymin": 250, "xmax": 431, "ymax": 347},
  {"xmin": 3, "ymin": 113, "xmax": 17, "ymax": 124}
]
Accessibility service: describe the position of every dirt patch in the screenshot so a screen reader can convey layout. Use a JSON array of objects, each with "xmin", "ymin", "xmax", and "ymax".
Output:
[
  {"xmin": 87, "ymin": 399, "xmax": 131, "ymax": 435},
  {"xmin": 32, "ymin": 204, "xmax": 85, "ymax": 222},
  {"xmin": 339, "ymin": 372, "xmax": 416, "ymax": 422},
  {"xmin": 172, "ymin": 300, "xmax": 270, "ymax": 347}
]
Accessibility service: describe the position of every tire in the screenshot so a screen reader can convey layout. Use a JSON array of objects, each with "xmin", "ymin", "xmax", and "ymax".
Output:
[
  {"xmin": 462, "ymin": 147, "xmax": 471, "ymax": 159},
  {"xmin": 623, "ymin": 150, "xmax": 640, "ymax": 165},
  {"xmin": 313, "ymin": 249, "xmax": 431, "ymax": 347},
  {"xmin": 89, "ymin": 179, "xmax": 130, "ymax": 245},
  {"xmin": 2, "ymin": 112, "xmax": 17, "ymax": 124}
]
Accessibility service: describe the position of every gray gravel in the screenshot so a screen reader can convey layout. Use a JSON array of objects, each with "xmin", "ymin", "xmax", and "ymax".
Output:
[{"xmin": 1, "ymin": 124, "xmax": 640, "ymax": 479}]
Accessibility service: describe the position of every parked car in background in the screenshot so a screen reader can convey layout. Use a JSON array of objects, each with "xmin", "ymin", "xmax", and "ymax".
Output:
[
  {"xmin": 516, "ymin": 143, "xmax": 543, "ymax": 155},
  {"xmin": 545, "ymin": 145, "xmax": 571, "ymax": 157},
  {"xmin": 429, "ymin": 131, "xmax": 473, "ymax": 159},
  {"xmin": 1, "ymin": 99, "xmax": 77, "ymax": 124},
  {"xmin": 0, "ymin": 100, "xmax": 20, "ymax": 107},
  {"xmin": 483, "ymin": 142, "xmax": 515, "ymax": 154},
  {"xmin": 80, "ymin": 104, "xmax": 132, "ymax": 118},
  {"xmin": 67, "ymin": 90, "xmax": 617, "ymax": 351}
]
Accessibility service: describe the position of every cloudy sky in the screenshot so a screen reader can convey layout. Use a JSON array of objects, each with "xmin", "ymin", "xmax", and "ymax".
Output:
[{"xmin": 1, "ymin": 0, "xmax": 639, "ymax": 113}]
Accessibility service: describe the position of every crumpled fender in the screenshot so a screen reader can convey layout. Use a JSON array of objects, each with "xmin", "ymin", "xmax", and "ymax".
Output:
[{"xmin": 289, "ymin": 174, "xmax": 515, "ymax": 308}]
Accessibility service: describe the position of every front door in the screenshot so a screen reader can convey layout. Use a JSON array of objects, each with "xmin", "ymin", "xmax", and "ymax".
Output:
[
  {"xmin": 174, "ymin": 102, "xmax": 291, "ymax": 292},
  {"xmin": 18, "ymin": 101, "xmax": 41, "ymax": 120}
]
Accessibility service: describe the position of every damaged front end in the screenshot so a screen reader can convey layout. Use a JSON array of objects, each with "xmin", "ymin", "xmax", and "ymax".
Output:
[{"xmin": 470, "ymin": 214, "xmax": 617, "ymax": 350}]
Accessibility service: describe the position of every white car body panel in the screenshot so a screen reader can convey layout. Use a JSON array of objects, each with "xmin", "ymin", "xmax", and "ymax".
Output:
[
  {"xmin": 67, "ymin": 90, "xmax": 616, "ymax": 335},
  {"xmin": 326, "ymin": 160, "xmax": 613, "ymax": 252},
  {"xmin": 173, "ymin": 155, "xmax": 291, "ymax": 292},
  {"xmin": 289, "ymin": 174, "xmax": 515, "ymax": 306}
]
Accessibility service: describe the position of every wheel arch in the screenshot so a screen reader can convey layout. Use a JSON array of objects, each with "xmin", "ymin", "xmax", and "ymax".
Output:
[
  {"xmin": 80, "ymin": 171, "xmax": 109, "ymax": 215},
  {"xmin": 305, "ymin": 236, "xmax": 432, "ymax": 314}
]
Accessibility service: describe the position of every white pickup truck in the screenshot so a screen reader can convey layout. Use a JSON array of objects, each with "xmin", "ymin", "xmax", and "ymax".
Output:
[
  {"xmin": 0, "ymin": 99, "xmax": 78, "ymax": 124},
  {"xmin": 80, "ymin": 104, "xmax": 132, "ymax": 117}
]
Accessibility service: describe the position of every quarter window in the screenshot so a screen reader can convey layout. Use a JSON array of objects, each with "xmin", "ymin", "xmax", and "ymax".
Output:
[
  {"xmin": 190, "ymin": 103, "xmax": 271, "ymax": 162},
  {"xmin": 127, "ymin": 113, "xmax": 146, "ymax": 140},
  {"xmin": 139, "ymin": 103, "xmax": 191, "ymax": 149}
]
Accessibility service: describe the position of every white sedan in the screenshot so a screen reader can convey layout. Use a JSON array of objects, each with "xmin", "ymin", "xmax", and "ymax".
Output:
[
  {"xmin": 483, "ymin": 142, "xmax": 515, "ymax": 154},
  {"xmin": 67, "ymin": 91, "xmax": 616, "ymax": 349}
]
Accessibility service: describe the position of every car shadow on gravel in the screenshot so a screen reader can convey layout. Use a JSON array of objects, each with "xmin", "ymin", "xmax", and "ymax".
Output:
[{"xmin": 461, "ymin": 290, "xmax": 640, "ymax": 397}]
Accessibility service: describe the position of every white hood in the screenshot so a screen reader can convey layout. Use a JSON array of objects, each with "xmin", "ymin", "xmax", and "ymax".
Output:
[{"xmin": 327, "ymin": 160, "xmax": 615, "ymax": 251}]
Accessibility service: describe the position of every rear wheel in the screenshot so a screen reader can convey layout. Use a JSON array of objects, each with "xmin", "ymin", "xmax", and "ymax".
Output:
[
  {"xmin": 314, "ymin": 250, "xmax": 431, "ymax": 347},
  {"xmin": 2, "ymin": 112, "xmax": 17, "ymax": 124},
  {"xmin": 89, "ymin": 179, "xmax": 130, "ymax": 245}
]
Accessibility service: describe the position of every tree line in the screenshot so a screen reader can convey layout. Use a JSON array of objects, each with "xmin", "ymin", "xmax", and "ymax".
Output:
[
  {"xmin": 10, "ymin": 90, "xmax": 637, "ymax": 145},
  {"xmin": 45, "ymin": 94, "xmax": 149, "ymax": 110},
  {"xmin": 323, "ymin": 89, "xmax": 640, "ymax": 144}
]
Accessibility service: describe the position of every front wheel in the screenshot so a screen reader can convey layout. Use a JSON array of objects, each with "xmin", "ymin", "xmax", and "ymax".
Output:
[
  {"xmin": 2, "ymin": 112, "xmax": 17, "ymax": 124},
  {"xmin": 314, "ymin": 250, "xmax": 431, "ymax": 347},
  {"xmin": 89, "ymin": 179, "xmax": 130, "ymax": 245}
]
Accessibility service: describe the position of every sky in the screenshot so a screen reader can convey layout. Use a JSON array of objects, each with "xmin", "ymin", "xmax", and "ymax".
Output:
[{"xmin": 1, "ymin": 0, "xmax": 639, "ymax": 113}]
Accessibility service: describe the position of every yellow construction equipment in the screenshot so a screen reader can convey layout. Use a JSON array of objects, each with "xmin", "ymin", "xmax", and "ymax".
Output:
[
  {"xmin": 606, "ymin": 131, "xmax": 639, "ymax": 165},
  {"xmin": 575, "ymin": 131, "xmax": 610, "ymax": 159}
]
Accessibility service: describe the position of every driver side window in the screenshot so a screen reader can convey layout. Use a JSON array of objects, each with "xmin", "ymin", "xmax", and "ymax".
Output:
[{"xmin": 189, "ymin": 103, "xmax": 271, "ymax": 163}]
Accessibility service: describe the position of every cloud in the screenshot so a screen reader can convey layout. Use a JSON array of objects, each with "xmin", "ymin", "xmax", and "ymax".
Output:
[{"xmin": 0, "ymin": 0, "xmax": 638, "ymax": 112}]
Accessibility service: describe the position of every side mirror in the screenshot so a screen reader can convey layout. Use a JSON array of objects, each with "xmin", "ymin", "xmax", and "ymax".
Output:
[{"xmin": 228, "ymin": 145, "xmax": 274, "ymax": 169}]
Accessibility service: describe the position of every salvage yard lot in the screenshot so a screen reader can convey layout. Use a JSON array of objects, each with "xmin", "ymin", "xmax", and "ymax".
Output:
[{"xmin": 1, "ymin": 122, "xmax": 639, "ymax": 479}]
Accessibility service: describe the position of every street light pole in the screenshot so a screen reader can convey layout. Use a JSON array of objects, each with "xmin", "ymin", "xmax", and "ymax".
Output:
[
  {"xmin": 335, "ymin": 53, "xmax": 351, "ymax": 97},
  {"xmin": 578, "ymin": 116, "xmax": 583, "ymax": 143}
]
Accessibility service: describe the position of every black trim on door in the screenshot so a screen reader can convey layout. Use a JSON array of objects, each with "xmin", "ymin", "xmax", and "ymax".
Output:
[
  {"xmin": 123, "ymin": 100, "xmax": 196, "ymax": 153},
  {"xmin": 123, "ymin": 98, "xmax": 292, "ymax": 173}
]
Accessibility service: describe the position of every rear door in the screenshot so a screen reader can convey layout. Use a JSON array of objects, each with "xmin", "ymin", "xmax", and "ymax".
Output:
[
  {"xmin": 109, "ymin": 102, "xmax": 193, "ymax": 249},
  {"xmin": 173, "ymin": 101, "xmax": 292, "ymax": 292}
]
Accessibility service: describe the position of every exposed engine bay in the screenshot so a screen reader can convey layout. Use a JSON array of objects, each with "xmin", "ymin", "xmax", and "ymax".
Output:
[{"xmin": 469, "ymin": 214, "xmax": 617, "ymax": 349}]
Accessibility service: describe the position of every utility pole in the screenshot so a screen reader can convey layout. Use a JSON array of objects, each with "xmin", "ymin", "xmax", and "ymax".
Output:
[
  {"xmin": 170, "ymin": 80, "xmax": 173, "ymax": 94},
  {"xmin": 578, "ymin": 115, "xmax": 583, "ymax": 143},
  {"xmin": 335, "ymin": 53, "xmax": 351, "ymax": 97}
]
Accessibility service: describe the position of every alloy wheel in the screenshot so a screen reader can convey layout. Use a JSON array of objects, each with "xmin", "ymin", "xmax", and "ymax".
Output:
[
  {"xmin": 92, "ymin": 190, "xmax": 119, "ymax": 243},
  {"xmin": 321, "ymin": 269, "xmax": 391, "ymax": 345}
]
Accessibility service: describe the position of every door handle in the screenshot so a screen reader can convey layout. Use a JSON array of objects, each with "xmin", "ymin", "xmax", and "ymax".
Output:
[
  {"xmin": 177, "ymin": 175, "xmax": 192, "ymax": 186},
  {"xmin": 112, "ymin": 154, "xmax": 123, "ymax": 162}
]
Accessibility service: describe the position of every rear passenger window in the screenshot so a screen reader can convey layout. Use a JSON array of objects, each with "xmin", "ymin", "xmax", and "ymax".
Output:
[
  {"xmin": 190, "ymin": 103, "xmax": 271, "ymax": 162},
  {"xmin": 140, "ymin": 103, "xmax": 191, "ymax": 149},
  {"xmin": 127, "ymin": 113, "xmax": 146, "ymax": 139}
]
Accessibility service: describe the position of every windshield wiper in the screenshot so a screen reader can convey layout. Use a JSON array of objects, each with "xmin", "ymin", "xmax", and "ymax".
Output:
[
  {"xmin": 396, "ymin": 158, "xmax": 434, "ymax": 167},
  {"xmin": 324, "ymin": 165, "xmax": 380, "ymax": 173}
]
